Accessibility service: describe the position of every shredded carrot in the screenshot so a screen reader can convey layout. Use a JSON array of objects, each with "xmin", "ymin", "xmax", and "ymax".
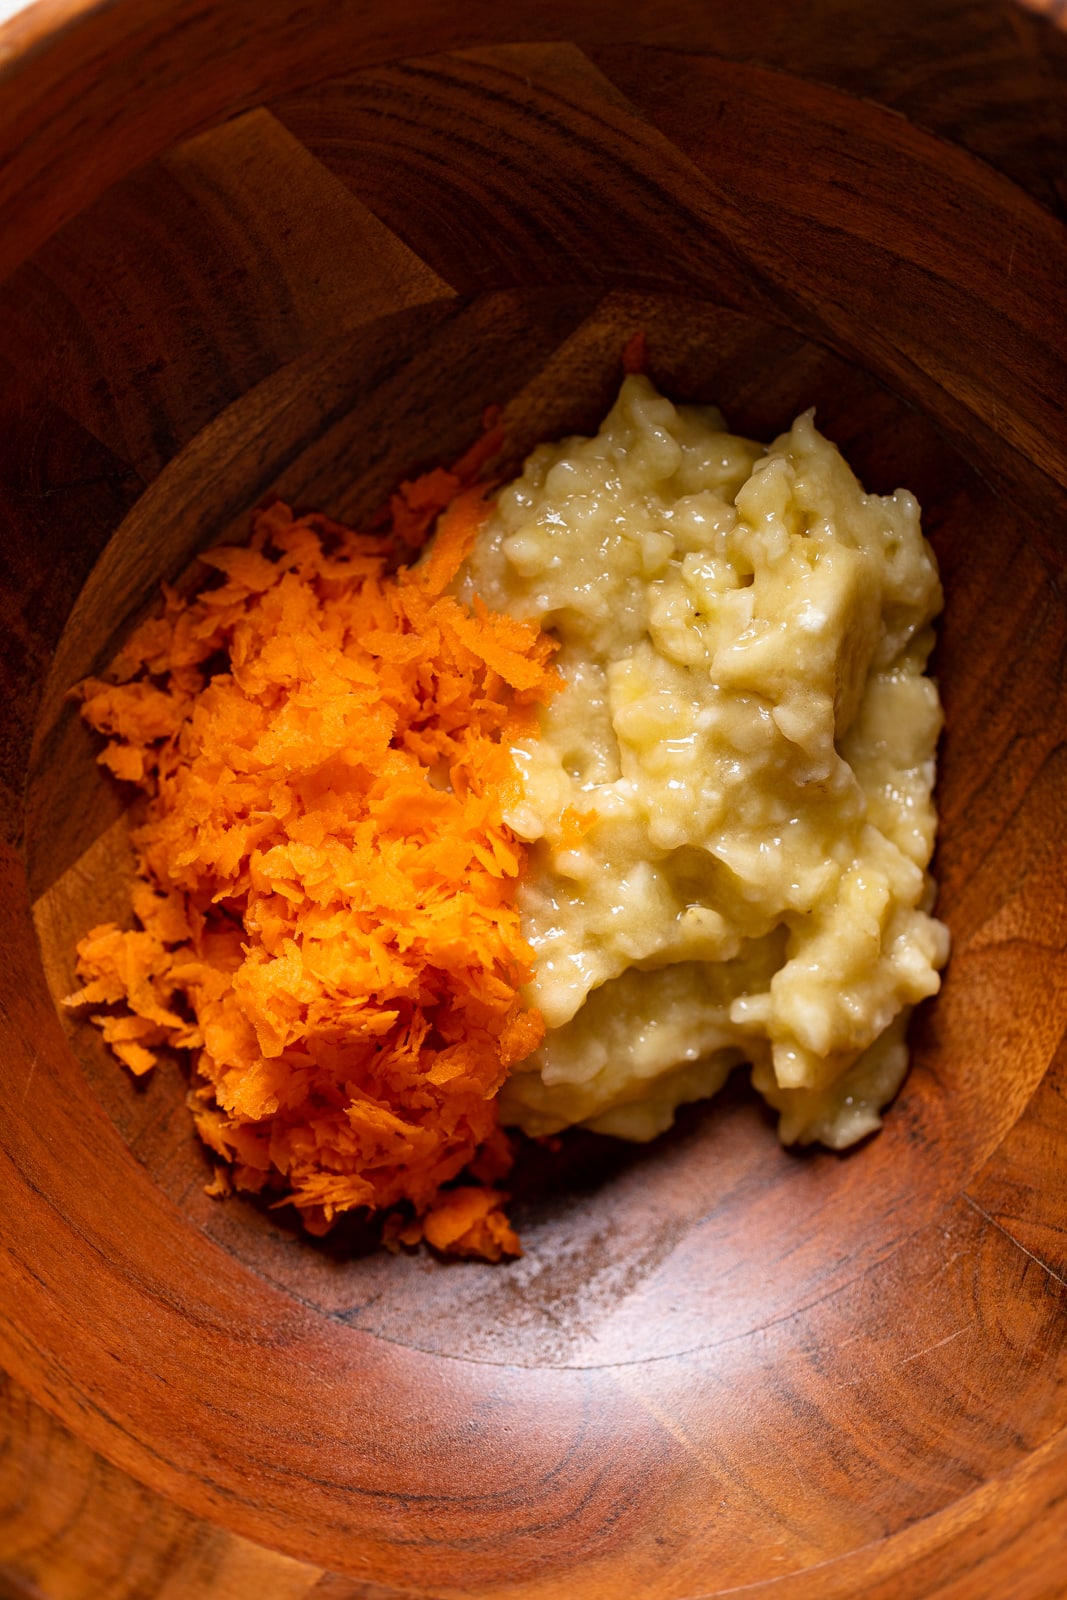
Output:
[
  {"xmin": 558, "ymin": 806, "xmax": 597, "ymax": 851},
  {"xmin": 622, "ymin": 330, "xmax": 648, "ymax": 375},
  {"xmin": 65, "ymin": 445, "xmax": 560, "ymax": 1259},
  {"xmin": 382, "ymin": 406, "xmax": 506, "ymax": 552},
  {"xmin": 420, "ymin": 1186, "xmax": 521, "ymax": 1260}
]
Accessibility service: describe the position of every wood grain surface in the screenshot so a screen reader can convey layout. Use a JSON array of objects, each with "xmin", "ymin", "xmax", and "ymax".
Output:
[{"xmin": 1, "ymin": 3, "xmax": 1065, "ymax": 1597}]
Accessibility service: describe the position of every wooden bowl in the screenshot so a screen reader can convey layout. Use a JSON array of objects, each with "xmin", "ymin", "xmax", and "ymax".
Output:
[{"xmin": 2, "ymin": 4, "xmax": 1066, "ymax": 1597}]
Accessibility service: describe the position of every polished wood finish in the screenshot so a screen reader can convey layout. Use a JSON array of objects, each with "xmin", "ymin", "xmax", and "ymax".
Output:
[{"xmin": 1, "ymin": 3, "xmax": 1065, "ymax": 1597}]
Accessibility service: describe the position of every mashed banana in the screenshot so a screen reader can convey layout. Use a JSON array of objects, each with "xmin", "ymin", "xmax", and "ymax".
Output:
[{"xmin": 461, "ymin": 375, "xmax": 949, "ymax": 1148}]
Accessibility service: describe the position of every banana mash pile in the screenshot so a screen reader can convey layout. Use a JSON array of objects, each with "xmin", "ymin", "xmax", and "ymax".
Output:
[{"xmin": 462, "ymin": 375, "xmax": 949, "ymax": 1148}]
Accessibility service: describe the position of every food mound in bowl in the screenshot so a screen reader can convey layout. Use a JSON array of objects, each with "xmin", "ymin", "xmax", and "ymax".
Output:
[
  {"xmin": 65, "ymin": 371, "xmax": 949, "ymax": 1259},
  {"xmin": 470, "ymin": 376, "xmax": 950, "ymax": 1149}
]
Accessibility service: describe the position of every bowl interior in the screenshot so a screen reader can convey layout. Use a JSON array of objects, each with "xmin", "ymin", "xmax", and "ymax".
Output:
[
  {"xmin": 3, "ymin": 31, "xmax": 1066, "ymax": 1598},
  {"xmin": 23, "ymin": 287, "xmax": 1060, "ymax": 1369}
]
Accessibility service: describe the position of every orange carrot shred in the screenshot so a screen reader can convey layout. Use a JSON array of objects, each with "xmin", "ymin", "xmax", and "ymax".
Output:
[
  {"xmin": 414, "ymin": 488, "xmax": 493, "ymax": 598},
  {"xmin": 450, "ymin": 414, "xmax": 505, "ymax": 483},
  {"xmin": 372, "ymin": 404, "xmax": 505, "ymax": 550},
  {"xmin": 622, "ymin": 330, "xmax": 648, "ymax": 375},
  {"xmin": 421, "ymin": 1187, "xmax": 522, "ymax": 1261},
  {"xmin": 65, "ymin": 456, "xmax": 559, "ymax": 1260},
  {"xmin": 558, "ymin": 806, "xmax": 597, "ymax": 850}
]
